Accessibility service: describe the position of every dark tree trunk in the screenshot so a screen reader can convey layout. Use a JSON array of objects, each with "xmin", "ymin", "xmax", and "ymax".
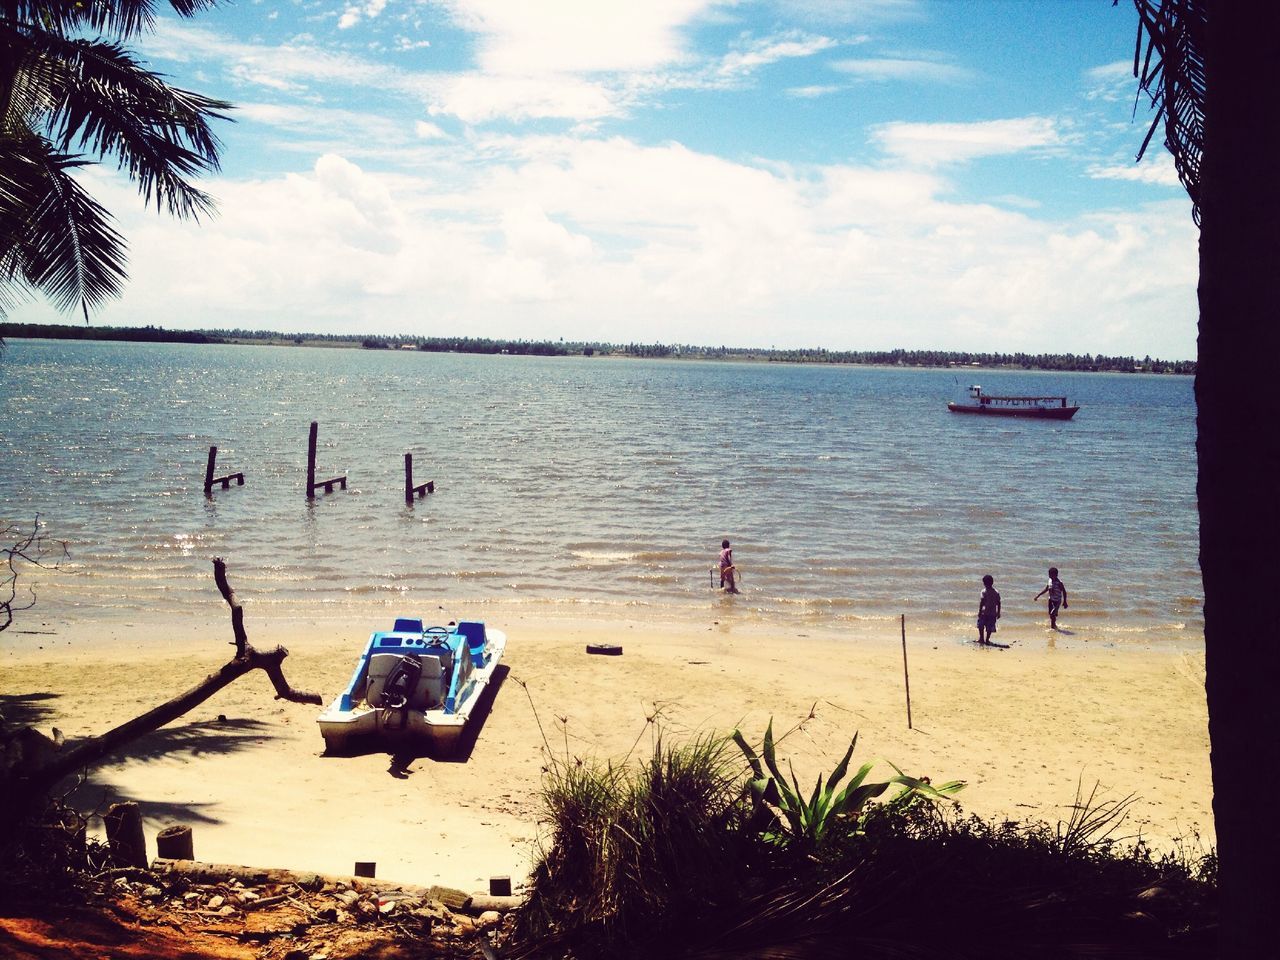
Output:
[{"xmin": 1197, "ymin": 3, "xmax": 1280, "ymax": 954}]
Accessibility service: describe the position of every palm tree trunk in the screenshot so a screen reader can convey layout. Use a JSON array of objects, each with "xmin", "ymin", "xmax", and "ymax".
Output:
[{"xmin": 1197, "ymin": 4, "xmax": 1280, "ymax": 954}]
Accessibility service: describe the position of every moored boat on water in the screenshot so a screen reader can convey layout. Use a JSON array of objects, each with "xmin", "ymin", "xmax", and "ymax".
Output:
[
  {"xmin": 947, "ymin": 385, "xmax": 1079, "ymax": 420},
  {"xmin": 317, "ymin": 618, "xmax": 506, "ymax": 755}
]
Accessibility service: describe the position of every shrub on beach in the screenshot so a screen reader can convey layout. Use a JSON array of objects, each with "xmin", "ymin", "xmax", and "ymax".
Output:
[
  {"xmin": 511, "ymin": 718, "xmax": 964, "ymax": 958},
  {"xmin": 514, "ymin": 731, "xmax": 764, "ymax": 953},
  {"xmin": 506, "ymin": 720, "xmax": 1216, "ymax": 960}
]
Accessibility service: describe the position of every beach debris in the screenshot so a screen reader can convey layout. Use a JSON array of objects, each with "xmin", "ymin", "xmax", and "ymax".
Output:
[
  {"xmin": 4, "ymin": 854, "xmax": 524, "ymax": 960},
  {"xmin": 155, "ymin": 823, "xmax": 194, "ymax": 860},
  {"xmin": 585, "ymin": 643, "xmax": 623, "ymax": 656},
  {"xmin": 1, "ymin": 561, "xmax": 321, "ymax": 828},
  {"xmin": 103, "ymin": 801, "xmax": 147, "ymax": 869}
]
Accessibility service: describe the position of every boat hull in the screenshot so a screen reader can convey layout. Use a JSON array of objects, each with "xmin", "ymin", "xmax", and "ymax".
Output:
[
  {"xmin": 317, "ymin": 626, "xmax": 506, "ymax": 756},
  {"xmin": 317, "ymin": 705, "xmax": 472, "ymax": 755},
  {"xmin": 948, "ymin": 402, "xmax": 1079, "ymax": 420}
]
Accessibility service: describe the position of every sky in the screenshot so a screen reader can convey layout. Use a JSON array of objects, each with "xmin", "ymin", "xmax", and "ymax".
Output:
[{"xmin": 15, "ymin": 0, "xmax": 1200, "ymax": 357}]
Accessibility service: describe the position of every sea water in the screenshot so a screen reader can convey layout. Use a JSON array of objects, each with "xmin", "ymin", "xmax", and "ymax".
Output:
[{"xmin": 0, "ymin": 339, "xmax": 1200, "ymax": 645}]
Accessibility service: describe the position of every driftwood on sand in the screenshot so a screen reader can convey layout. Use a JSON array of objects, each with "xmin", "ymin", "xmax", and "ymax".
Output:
[{"xmin": 2, "ymin": 558, "xmax": 320, "ymax": 820}]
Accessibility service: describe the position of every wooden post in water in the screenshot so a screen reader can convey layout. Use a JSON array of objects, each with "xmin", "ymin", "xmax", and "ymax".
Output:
[
  {"xmin": 204, "ymin": 445, "xmax": 245, "ymax": 495},
  {"xmin": 306, "ymin": 422, "xmax": 347, "ymax": 498},
  {"xmin": 404, "ymin": 452, "xmax": 435, "ymax": 502},
  {"xmin": 307, "ymin": 422, "xmax": 318, "ymax": 498},
  {"xmin": 901, "ymin": 614, "xmax": 913, "ymax": 730}
]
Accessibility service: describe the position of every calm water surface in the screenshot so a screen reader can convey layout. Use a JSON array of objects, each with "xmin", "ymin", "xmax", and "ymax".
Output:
[{"xmin": 0, "ymin": 340, "xmax": 1201, "ymax": 646}]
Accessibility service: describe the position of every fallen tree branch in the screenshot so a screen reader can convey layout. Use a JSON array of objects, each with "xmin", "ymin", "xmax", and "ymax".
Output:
[
  {"xmin": 7, "ymin": 559, "xmax": 321, "ymax": 813},
  {"xmin": 1, "ymin": 514, "xmax": 68, "ymax": 634},
  {"xmin": 212, "ymin": 556, "xmax": 248, "ymax": 657}
]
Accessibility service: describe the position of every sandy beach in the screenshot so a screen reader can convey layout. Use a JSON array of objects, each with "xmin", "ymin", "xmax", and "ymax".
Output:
[{"xmin": 2, "ymin": 610, "xmax": 1212, "ymax": 893}]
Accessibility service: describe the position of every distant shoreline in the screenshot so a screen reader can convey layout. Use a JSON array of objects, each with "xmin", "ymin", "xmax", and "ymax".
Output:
[{"xmin": 0, "ymin": 321, "xmax": 1196, "ymax": 374}]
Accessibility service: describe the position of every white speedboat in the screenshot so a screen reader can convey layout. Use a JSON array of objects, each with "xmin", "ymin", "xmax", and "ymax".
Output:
[{"xmin": 317, "ymin": 618, "xmax": 506, "ymax": 755}]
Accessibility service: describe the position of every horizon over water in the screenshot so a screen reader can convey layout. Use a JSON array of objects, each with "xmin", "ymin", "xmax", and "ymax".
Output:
[{"xmin": 1, "ymin": 339, "xmax": 1201, "ymax": 649}]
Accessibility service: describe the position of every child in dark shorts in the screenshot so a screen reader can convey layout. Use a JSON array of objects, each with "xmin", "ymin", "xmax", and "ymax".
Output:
[
  {"xmin": 977, "ymin": 574, "xmax": 1001, "ymax": 644},
  {"xmin": 1034, "ymin": 567, "xmax": 1068, "ymax": 629}
]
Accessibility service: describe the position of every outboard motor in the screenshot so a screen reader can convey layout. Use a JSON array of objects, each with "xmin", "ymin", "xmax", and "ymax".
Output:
[{"xmin": 381, "ymin": 654, "xmax": 422, "ymax": 730}]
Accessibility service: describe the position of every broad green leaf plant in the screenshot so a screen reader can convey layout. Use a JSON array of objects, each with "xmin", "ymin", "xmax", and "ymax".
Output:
[{"xmin": 732, "ymin": 721, "xmax": 963, "ymax": 846}]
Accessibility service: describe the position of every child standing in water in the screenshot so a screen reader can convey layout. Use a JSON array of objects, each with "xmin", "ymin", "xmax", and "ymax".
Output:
[
  {"xmin": 977, "ymin": 574, "xmax": 1001, "ymax": 644},
  {"xmin": 1034, "ymin": 567, "xmax": 1069, "ymax": 629},
  {"xmin": 718, "ymin": 539, "xmax": 739, "ymax": 593}
]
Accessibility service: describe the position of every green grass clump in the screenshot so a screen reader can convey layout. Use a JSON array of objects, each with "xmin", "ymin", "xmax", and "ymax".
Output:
[
  {"xmin": 506, "ymin": 710, "xmax": 1216, "ymax": 960},
  {"xmin": 515, "ymin": 730, "xmax": 765, "ymax": 954}
]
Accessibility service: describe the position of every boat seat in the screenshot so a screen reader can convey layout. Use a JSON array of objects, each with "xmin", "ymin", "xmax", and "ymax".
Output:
[
  {"xmin": 393, "ymin": 617, "xmax": 424, "ymax": 634},
  {"xmin": 457, "ymin": 621, "xmax": 486, "ymax": 668},
  {"xmin": 366, "ymin": 652, "xmax": 406, "ymax": 707},
  {"xmin": 407, "ymin": 655, "xmax": 445, "ymax": 709}
]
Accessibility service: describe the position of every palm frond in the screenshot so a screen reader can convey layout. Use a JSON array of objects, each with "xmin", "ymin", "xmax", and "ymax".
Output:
[
  {"xmin": 1, "ymin": 2, "xmax": 223, "ymax": 41},
  {"xmin": 20, "ymin": 32, "xmax": 230, "ymax": 218},
  {"xmin": 0, "ymin": 1, "xmax": 227, "ymax": 318},
  {"xmin": 0, "ymin": 131, "xmax": 128, "ymax": 316},
  {"xmin": 1131, "ymin": 0, "xmax": 1207, "ymax": 223}
]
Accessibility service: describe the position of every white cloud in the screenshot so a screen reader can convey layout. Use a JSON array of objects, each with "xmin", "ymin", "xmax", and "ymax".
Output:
[
  {"xmin": 717, "ymin": 34, "xmax": 837, "ymax": 78},
  {"xmin": 60, "ymin": 133, "xmax": 1196, "ymax": 357},
  {"xmin": 778, "ymin": 0, "xmax": 922, "ymax": 27},
  {"xmin": 873, "ymin": 117, "xmax": 1065, "ymax": 167},
  {"xmin": 787, "ymin": 84, "xmax": 839, "ymax": 98},
  {"xmin": 339, "ymin": 0, "xmax": 390, "ymax": 30},
  {"xmin": 437, "ymin": 0, "xmax": 721, "ymax": 74},
  {"xmin": 147, "ymin": 22, "xmax": 404, "ymax": 91},
  {"xmin": 425, "ymin": 73, "xmax": 620, "ymax": 124},
  {"xmin": 235, "ymin": 102, "xmax": 419, "ymax": 153},
  {"xmin": 1089, "ymin": 156, "xmax": 1182, "ymax": 188},
  {"xmin": 1085, "ymin": 60, "xmax": 1138, "ymax": 102},
  {"xmin": 831, "ymin": 57, "xmax": 973, "ymax": 84},
  {"xmin": 415, "ymin": 120, "xmax": 449, "ymax": 139}
]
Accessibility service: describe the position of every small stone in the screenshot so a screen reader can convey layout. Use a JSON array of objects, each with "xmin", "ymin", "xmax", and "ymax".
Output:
[
  {"xmin": 240, "ymin": 890, "xmax": 259, "ymax": 902},
  {"xmin": 208, "ymin": 895, "xmax": 225, "ymax": 909},
  {"xmin": 412, "ymin": 904, "xmax": 448, "ymax": 923},
  {"xmin": 355, "ymin": 899, "xmax": 376, "ymax": 916},
  {"xmin": 477, "ymin": 910, "xmax": 501, "ymax": 928},
  {"xmin": 378, "ymin": 900, "xmax": 396, "ymax": 915},
  {"xmin": 217, "ymin": 905, "xmax": 236, "ymax": 917},
  {"xmin": 141, "ymin": 886, "xmax": 163, "ymax": 900},
  {"xmin": 337, "ymin": 889, "xmax": 360, "ymax": 905},
  {"xmin": 183, "ymin": 892, "xmax": 200, "ymax": 902}
]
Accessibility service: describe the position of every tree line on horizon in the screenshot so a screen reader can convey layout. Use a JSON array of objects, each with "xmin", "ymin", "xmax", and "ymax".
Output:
[{"xmin": 0, "ymin": 321, "xmax": 1196, "ymax": 374}]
